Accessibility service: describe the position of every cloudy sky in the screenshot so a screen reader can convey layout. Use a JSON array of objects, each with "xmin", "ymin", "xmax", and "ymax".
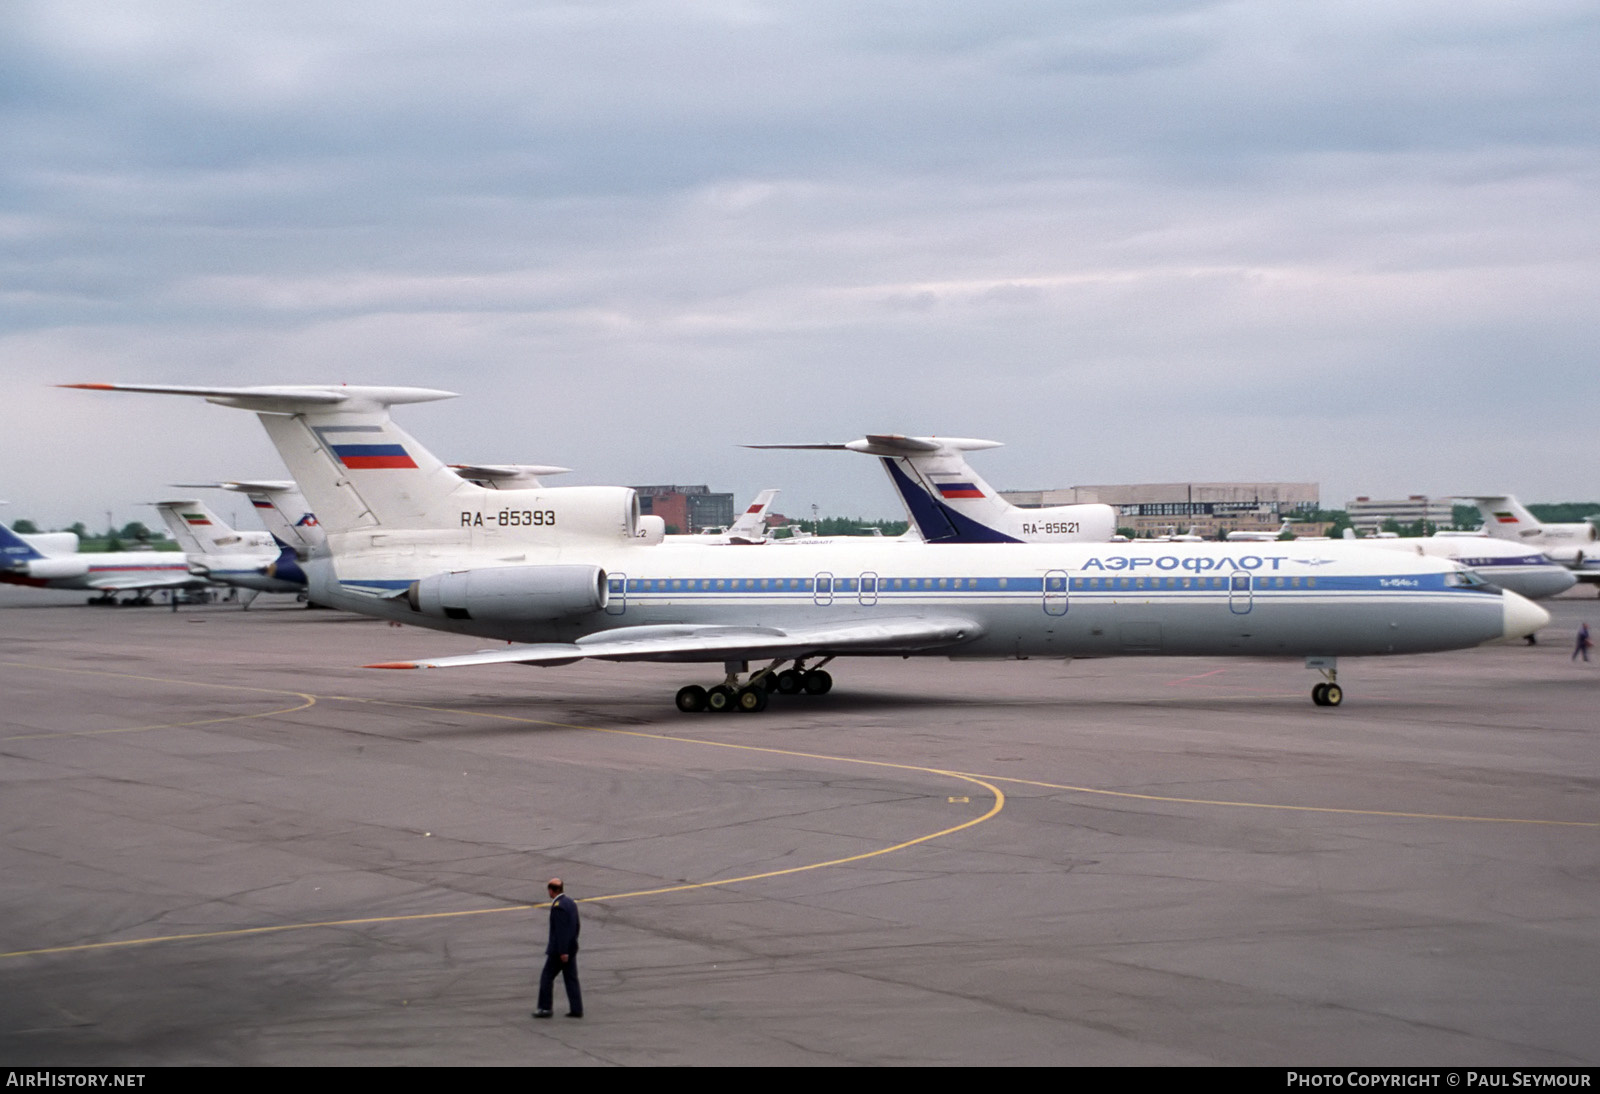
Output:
[{"xmin": 4, "ymin": 0, "xmax": 1596, "ymax": 531}]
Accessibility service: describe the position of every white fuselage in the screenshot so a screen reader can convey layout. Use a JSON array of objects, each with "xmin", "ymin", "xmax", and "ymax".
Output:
[
  {"xmin": 315, "ymin": 534, "xmax": 1519, "ymax": 660},
  {"xmin": 0, "ymin": 548, "xmax": 194, "ymax": 592},
  {"xmin": 1349, "ymin": 536, "xmax": 1577, "ymax": 599}
]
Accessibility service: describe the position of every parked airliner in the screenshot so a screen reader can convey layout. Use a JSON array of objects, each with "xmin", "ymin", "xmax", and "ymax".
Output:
[
  {"xmin": 0, "ymin": 521, "xmax": 206, "ymax": 603},
  {"xmin": 152, "ymin": 498, "xmax": 306, "ymax": 604},
  {"xmin": 68, "ymin": 384, "xmax": 1547, "ymax": 710},
  {"xmin": 1461, "ymin": 495, "xmax": 1600, "ymax": 588}
]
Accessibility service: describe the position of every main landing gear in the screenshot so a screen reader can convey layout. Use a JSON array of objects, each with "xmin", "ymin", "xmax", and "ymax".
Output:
[
  {"xmin": 1307, "ymin": 656, "xmax": 1343, "ymax": 707},
  {"xmin": 675, "ymin": 658, "xmax": 834, "ymax": 714}
]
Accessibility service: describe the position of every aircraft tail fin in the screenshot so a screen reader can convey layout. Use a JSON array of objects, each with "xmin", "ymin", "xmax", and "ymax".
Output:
[
  {"xmin": 1460, "ymin": 495, "xmax": 1543, "ymax": 537},
  {"xmin": 0, "ymin": 522, "xmax": 49, "ymax": 565},
  {"xmin": 152, "ymin": 498, "xmax": 245, "ymax": 555},
  {"xmin": 176, "ymin": 480, "xmax": 326, "ymax": 555},
  {"xmin": 68, "ymin": 384, "xmax": 474, "ymax": 536},
  {"xmin": 748, "ymin": 435, "xmax": 1022, "ymax": 543},
  {"xmin": 726, "ymin": 489, "xmax": 780, "ymax": 542}
]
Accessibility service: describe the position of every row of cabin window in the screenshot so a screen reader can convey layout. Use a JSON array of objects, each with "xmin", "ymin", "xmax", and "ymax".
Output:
[{"xmin": 612, "ymin": 575, "xmax": 1320, "ymax": 593}]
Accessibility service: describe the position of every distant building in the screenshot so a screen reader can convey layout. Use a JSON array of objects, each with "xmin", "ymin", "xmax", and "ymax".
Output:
[
  {"xmin": 1000, "ymin": 482, "xmax": 1321, "ymax": 539},
  {"xmin": 630, "ymin": 484, "xmax": 735, "ymax": 534},
  {"xmin": 1345, "ymin": 495, "xmax": 1453, "ymax": 534}
]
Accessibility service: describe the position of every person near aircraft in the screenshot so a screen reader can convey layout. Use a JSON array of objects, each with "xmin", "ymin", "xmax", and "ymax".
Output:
[
  {"xmin": 534, "ymin": 878, "xmax": 582, "ymax": 1019},
  {"xmin": 1575, "ymin": 623, "xmax": 1592, "ymax": 663}
]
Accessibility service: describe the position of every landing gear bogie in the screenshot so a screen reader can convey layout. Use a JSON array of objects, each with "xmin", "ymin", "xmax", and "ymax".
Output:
[
  {"xmin": 802, "ymin": 669, "xmax": 832, "ymax": 695},
  {"xmin": 674, "ymin": 685, "xmax": 708, "ymax": 713},
  {"xmin": 673, "ymin": 658, "xmax": 834, "ymax": 714}
]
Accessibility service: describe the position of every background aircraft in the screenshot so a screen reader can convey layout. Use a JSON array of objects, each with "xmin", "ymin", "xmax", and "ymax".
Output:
[
  {"xmin": 1340, "ymin": 530, "xmax": 1576, "ymax": 601},
  {"xmin": 152, "ymin": 498, "xmax": 306, "ymax": 605},
  {"xmin": 70, "ymin": 382, "xmax": 1547, "ymax": 710},
  {"xmin": 749, "ymin": 434, "xmax": 1118, "ymax": 545},
  {"xmin": 1460, "ymin": 495, "xmax": 1600, "ymax": 588},
  {"xmin": 179, "ymin": 481, "xmax": 326, "ymax": 559},
  {"xmin": 665, "ymin": 488, "xmax": 781, "ymax": 545},
  {"xmin": 0, "ymin": 520, "xmax": 206, "ymax": 604}
]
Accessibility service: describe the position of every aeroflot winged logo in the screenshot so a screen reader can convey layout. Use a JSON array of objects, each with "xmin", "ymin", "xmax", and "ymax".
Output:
[{"xmin": 313, "ymin": 426, "xmax": 418, "ymax": 470}]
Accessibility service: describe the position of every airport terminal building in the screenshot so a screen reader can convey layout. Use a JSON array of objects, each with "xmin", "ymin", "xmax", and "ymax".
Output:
[
  {"xmin": 1000, "ymin": 482, "xmax": 1321, "ymax": 539},
  {"xmin": 1344, "ymin": 495, "xmax": 1455, "ymax": 534}
]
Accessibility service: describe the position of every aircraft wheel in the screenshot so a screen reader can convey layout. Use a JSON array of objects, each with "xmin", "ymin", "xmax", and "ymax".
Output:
[
  {"xmin": 735, "ymin": 686, "xmax": 769, "ymax": 713},
  {"xmin": 1323, "ymin": 683, "xmax": 1343, "ymax": 707},
  {"xmin": 803, "ymin": 670, "xmax": 833, "ymax": 695},
  {"xmin": 750, "ymin": 670, "xmax": 779, "ymax": 692},
  {"xmin": 706, "ymin": 685, "xmax": 736, "ymax": 713},
  {"xmin": 1312, "ymin": 683, "xmax": 1328, "ymax": 706},
  {"xmin": 774, "ymin": 670, "xmax": 803, "ymax": 695},
  {"xmin": 675, "ymin": 685, "xmax": 708, "ymax": 714}
]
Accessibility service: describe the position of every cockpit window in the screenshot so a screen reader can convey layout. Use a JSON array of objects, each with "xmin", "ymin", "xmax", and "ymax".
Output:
[{"xmin": 1445, "ymin": 569, "xmax": 1489, "ymax": 588}]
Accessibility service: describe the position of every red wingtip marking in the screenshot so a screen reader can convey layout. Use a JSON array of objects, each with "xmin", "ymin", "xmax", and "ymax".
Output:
[
  {"xmin": 60, "ymin": 383, "xmax": 116, "ymax": 390},
  {"xmin": 365, "ymin": 661, "xmax": 420, "ymax": 670}
]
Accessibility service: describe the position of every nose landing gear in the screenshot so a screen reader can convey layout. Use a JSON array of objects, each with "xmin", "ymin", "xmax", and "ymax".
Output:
[{"xmin": 1307, "ymin": 657, "xmax": 1343, "ymax": 707}]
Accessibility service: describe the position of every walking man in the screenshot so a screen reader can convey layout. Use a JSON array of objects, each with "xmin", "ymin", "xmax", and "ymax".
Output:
[
  {"xmin": 534, "ymin": 878, "xmax": 583, "ymax": 1019},
  {"xmin": 1575, "ymin": 622, "xmax": 1592, "ymax": 663}
]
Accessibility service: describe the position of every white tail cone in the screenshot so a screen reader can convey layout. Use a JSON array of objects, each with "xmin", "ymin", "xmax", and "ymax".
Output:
[{"xmin": 1493, "ymin": 589, "xmax": 1551, "ymax": 643}]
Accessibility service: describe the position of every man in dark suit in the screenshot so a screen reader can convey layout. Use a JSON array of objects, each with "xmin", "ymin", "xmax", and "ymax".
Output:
[{"xmin": 533, "ymin": 878, "xmax": 583, "ymax": 1018}]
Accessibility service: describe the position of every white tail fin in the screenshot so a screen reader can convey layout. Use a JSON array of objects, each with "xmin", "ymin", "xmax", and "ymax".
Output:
[
  {"xmin": 70, "ymin": 384, "xmax": 487, "ymax": 535},
  {"xmin": 1460, "ymin": 495, "xmax": 1541, "ymax": 538},
  {"xmin": 69, "ymin": 384, "xmax": 641, "ymax": 546},
  {"xmin": 726, "ymin": 489, "xmax": 780, "ymax": 542},
  {"xmin": 152, "ymin": 498, "xmax": 268, "ymax": 555},
  {"xmin": 176, "ymin": 481, "xmax": 326, "ymax": 555}
]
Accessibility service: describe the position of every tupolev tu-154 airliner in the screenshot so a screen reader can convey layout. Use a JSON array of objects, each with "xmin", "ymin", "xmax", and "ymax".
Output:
[{"xmin": 67, "ymin": 383, "xmax": 1548, "ymax": 711}]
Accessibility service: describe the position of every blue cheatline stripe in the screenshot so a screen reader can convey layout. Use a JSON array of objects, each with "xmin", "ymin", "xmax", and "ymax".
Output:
[{"xmin": 347, "ymin": 573, "xmax": 1495, "ymax": 596}]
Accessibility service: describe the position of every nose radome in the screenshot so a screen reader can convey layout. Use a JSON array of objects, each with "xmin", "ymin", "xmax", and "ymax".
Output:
[{"xmin": 1494, "ymin": 589, "xmax": 1551, "ymax": 644}]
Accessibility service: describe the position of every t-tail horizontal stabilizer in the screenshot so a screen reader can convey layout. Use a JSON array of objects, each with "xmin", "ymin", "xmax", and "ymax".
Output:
[
  {"xmin": 70, "ymin": 383, "xmax": 647, "ymax": 550},
  {"xmin": 747, "ymin": 434, "xmax": 1117, "ymax": 545}
]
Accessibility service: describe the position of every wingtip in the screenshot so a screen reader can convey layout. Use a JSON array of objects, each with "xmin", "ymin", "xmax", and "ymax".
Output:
[
  {"xmin": 60, "ymin": 382, "xmax": 116, "ymax": 390},
  {"xmin": 365, "ymin": 661, "xmax": 421, "ymax": 670}
]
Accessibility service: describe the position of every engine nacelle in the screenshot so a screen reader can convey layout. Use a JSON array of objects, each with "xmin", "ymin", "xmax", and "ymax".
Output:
[
  {"xmin": 634, "ymin": 515, "xmax": 666, "ymax": 545},
  {"xmin": 1005, "ymin": 502, "xmax": 1119, "ymax": 543},
  {"xmin": 27, "ymin": 557, "xmax": 91, "ymax": 580},
  {"xmin": 407, "ymin": 564, "xmax": 608, "ymax": 623},
  {"xmin": 25, "ymin": 533, "xmax": 81, "ymax": 556}
]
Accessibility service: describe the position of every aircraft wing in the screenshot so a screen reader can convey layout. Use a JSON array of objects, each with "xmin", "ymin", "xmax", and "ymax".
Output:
[
  {"xmin": 84, "ymin": 572, "xmax": 212, "ymax": 592},
  {"xmin": 369, "ymin": 615, "xmax": 981, "ymax": 670}
]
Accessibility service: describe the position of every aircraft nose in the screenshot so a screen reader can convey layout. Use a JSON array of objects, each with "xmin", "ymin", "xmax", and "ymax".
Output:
[{"xmin": 1493, "ymin": 589, "xmax": 1551, "ymax": 643}]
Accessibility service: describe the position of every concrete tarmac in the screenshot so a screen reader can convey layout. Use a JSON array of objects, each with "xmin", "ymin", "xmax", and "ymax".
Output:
[{"xmin": 1, "ymin": 586, "xmax": 1596, "ymax": 1065}]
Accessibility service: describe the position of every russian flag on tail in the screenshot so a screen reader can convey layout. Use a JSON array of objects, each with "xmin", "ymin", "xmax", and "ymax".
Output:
[{"xmin": 329, "ymin": 443, "xmax": 418, "ymax": 470}]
